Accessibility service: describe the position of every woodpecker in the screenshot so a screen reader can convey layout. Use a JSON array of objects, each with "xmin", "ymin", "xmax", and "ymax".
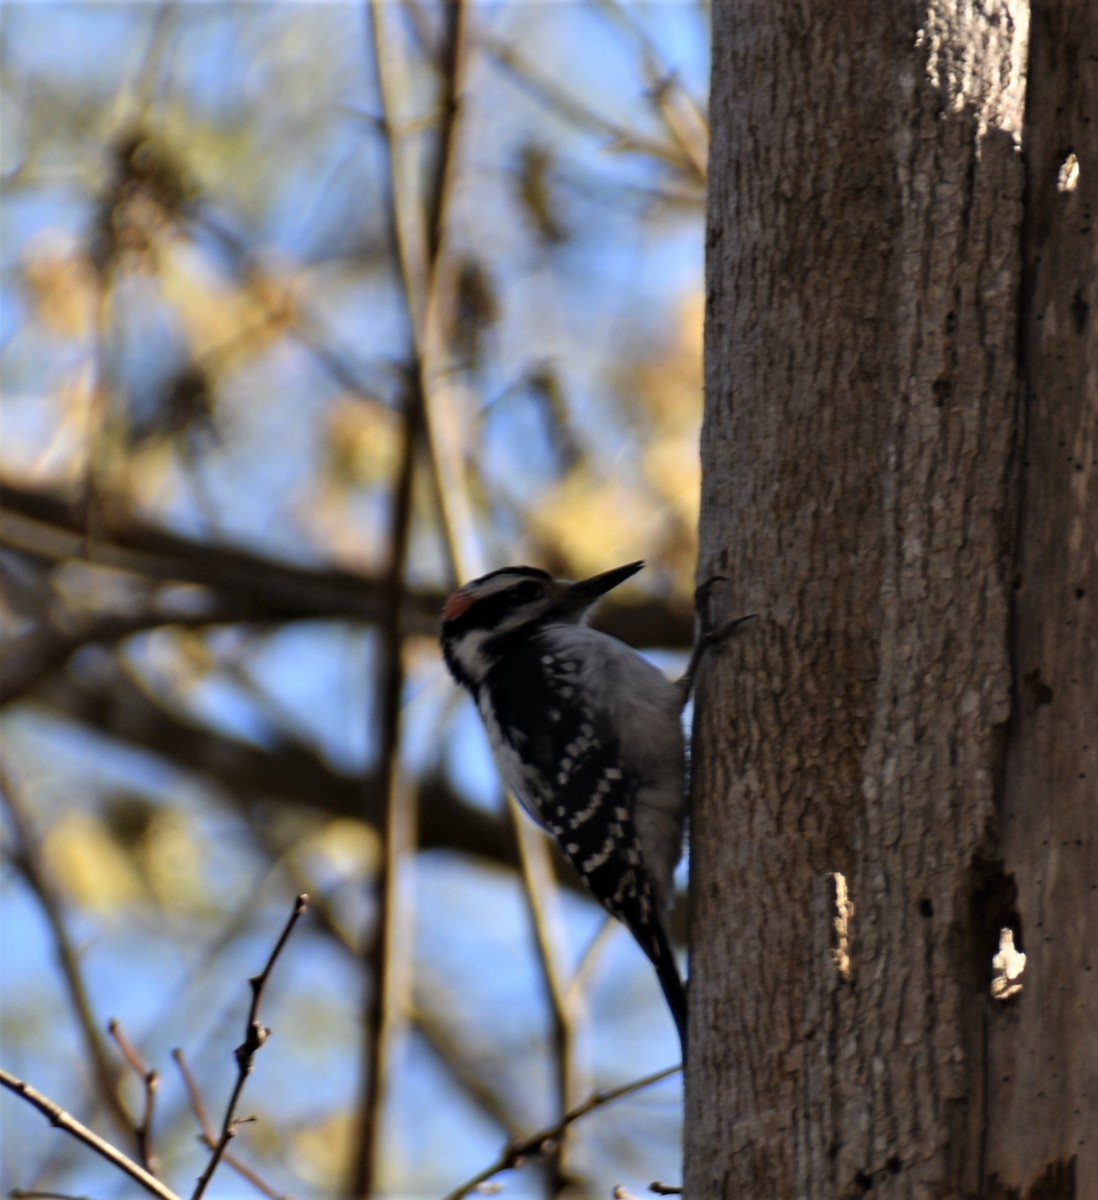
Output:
[{"xmin": 440, "ymin": 560, "xmax": 695, "ymax": 1052}]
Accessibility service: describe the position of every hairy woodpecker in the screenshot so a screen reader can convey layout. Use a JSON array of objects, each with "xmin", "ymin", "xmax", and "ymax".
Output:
[{"xmin": 440, "ymin": 560, "xmax": 692, "ymax": 1051}]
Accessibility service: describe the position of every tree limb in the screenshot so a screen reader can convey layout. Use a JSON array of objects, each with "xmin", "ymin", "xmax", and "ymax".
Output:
[
  {"xmin": 0, "ymin": 478, "xmax": 695, "ymax": 648},
  {"xmin": 22, "ymin": 656, "xmax": 526, "ymax": 871},
  {"xmin": 0, "ymin": 1067, "xmax": 181, "ymax": 1200}
]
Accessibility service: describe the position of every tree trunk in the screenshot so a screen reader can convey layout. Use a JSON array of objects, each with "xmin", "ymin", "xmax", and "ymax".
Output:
[
  {"xmin": 985, "ymin": 1, "xmax": 1098, "ymax": 1195},
  {"xmin": 683, "ymin": 0, "xmax": 1094, "ymax": 1194}
]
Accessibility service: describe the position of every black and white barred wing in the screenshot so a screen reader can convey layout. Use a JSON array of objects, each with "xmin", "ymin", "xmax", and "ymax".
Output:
[{"xmin": 480, "ymin": 633, "xmax": 686, "ymax": 1033}]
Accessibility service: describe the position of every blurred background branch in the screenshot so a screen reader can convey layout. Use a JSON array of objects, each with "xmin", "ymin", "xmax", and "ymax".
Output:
[
  {"xmin": 1, "ymin": 2, "xmax": 707, "ymax": 1195},
  {"xmin": 0, "ymin": 766, "xmax": 135, "ymax": 1142}
]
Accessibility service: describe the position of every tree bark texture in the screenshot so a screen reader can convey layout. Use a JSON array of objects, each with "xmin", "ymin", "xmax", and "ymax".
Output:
[
  {"xmin": 687, "ymin": 0, "xmax": 1048, "ymax": 1196},
  {"xmin": 985, "ymin": 1, "xmax": 1098, "ymax": 1196}
]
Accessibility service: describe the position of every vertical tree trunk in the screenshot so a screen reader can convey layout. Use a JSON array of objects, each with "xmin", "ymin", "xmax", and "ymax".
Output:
[
  {"xmin": 686, "ymin": 0, "xmax": 1052, "ymax": 1195},
  {"xmin": 985, "ymin": 1, "xmax": 1098, "ymax": 1196}
]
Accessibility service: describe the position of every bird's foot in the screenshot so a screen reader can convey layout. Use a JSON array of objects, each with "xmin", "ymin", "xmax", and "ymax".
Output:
[{"xmin": 677, "ymin": 575, "xmax": 756, "ymax": 703}]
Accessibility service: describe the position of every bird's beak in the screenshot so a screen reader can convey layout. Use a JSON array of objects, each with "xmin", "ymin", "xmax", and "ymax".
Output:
[{"xmin": 563, "ymin": 560, "xmax": 644, "ymax": 614}]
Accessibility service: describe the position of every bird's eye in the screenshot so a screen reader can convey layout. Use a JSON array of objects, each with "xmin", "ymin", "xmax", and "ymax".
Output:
[{"xmin": 512, "ymin": 580, "xmax": 543, "ymax": 602}]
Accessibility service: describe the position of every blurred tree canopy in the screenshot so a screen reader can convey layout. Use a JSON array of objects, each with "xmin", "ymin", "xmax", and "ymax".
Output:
[{"xmin": 1, "ymin": 3, "xmax": 711, "ymax": 1198}]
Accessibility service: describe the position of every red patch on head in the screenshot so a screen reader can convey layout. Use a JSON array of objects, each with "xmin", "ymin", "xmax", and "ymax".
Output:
[{"xmin": 442, "ymin": 589, "xmax": 475, "ymax": 621}]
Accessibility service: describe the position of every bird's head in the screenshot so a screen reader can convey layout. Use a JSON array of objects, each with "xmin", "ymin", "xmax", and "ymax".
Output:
[{"xmin": 439, "ymin": 561, "xmax": 643, "ymax": 689}]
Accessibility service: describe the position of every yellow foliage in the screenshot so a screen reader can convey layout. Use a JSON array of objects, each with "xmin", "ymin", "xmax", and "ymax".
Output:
[
  {"xmin": 642, "ymin": 427, "xmax": 701, "ymax": 528},
  {"xmin": 531, "ymin": 472, "xmax": 662, "ymax": 576},
  {"xmin": 288, "ymin": 1110, "xmax": 355, "ymax": 1188},
  {"xmin": 324, "ymin": 398, "xmax": 402, "ymax": 489},
  {"xmin": 42, "ymin": 798, "xmax": 212, "ymax": 917},
  {"xmin": 137, "ymin": 808, "xmax": 208, "ymax": 910},
  {"xmin": 155, "ymin": 246, "xmax": 301, "ymax": 372},
  {"xmin": 43, "ymin": 812, "xmax": 143, "ymax": 913},
  {"xmin": 294, "ymin": 817, "xmax": 381, "ymax": 878},
  {"xmin": 530, "ymin": 290, "xmax": 704, "ymax": 584},
  {"xmin": 21, "ymin": 235, "xmax": 100, "ymax": 340}
]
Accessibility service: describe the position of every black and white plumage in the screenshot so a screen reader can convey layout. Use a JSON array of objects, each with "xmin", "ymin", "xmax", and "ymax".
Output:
[{"xmin": 440, "ymin": 561, "xmax": 689, "ymax": 1051}]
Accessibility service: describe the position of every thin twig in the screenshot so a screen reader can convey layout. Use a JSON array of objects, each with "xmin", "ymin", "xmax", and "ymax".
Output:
[
  {"xmin": 172, "ymin": 1049, "xmax": 215, "ymax": 1139},
  {"xmin": 567, "ymin": 916, "xmax": 619, "ymax": 1005},
  {"xmin": 480, "ymin": 34, "xmax": 696, "ymax": 173},
  {"xmin": 189, "ymin": 893, "xmax": 308, "ymax": 1200},
  {"xmin": 351, "ymin": 374, "xmax": 422, "ymax": 1194},
  {"xmin": 441, "ymin": 1065, "xmax": 682, "ymax": 1200},
  {"xmin": 364, "ymin": 0, "xmax": 473, "ymax": 579},
  {"xmin": 0, "ymin": 767, "xmax": 135, "ymax": 1143},
  {"xmin": 0, "ymin": 1068, "xmax": 181, "ymax": 1200},
  {"xmin": 511, "ymin": 817, "xmax": 588, "ymax": 1188},
  {"xmin": 10, "ymin": 1190, "xmax": 99, "ymax": 1199},
  {"xmin": 412, "ymin": 995, "xmax": 527, "ymax": 1140},
  {"xmin": 346, "ymin": 2, "xmax": 470, "ymax": 1193},
  {"xmin": 593, "ymin": 0, "xmax": 709, "ymax": 181},
  {"xmin": 369, "ymin": 4, "xmax": 592, "ymax": 1181},
  {"xmin": 171, "ymin": 1050, "xmax": 290, "ymax": 1200},
  {"xmin": 107, "ymin": 1018, "xmax": 160, "ymax": 1174}
]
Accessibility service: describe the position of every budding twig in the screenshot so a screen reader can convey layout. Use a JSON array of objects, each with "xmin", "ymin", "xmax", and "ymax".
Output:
[{"xmin": 189, "ymin": 892, "xmax": 308, "ymax": 1200}]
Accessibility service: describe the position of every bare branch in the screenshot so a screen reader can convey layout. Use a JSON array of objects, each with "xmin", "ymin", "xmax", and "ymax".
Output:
[
  {"xmin": 0, "ymin": 602, "xmax": 285, "ymax": 707},
  {"xmin": 0, "ymin": 483, "xmax": 439, "ymax": 633},
  {"xmin": 594, "ymin": 0, "xmax": 709, "ymax": 181},
  {"xmin": 351, "ymin": 357, "xmax": 423, "ymax": 1197},
  {"xmin": 481, "ymin": 34, "xmax": 699, "ymax": 175},
  {"xmin": 0, "ymin": 479, "xmax": 694, "ymax": 648},
  {"xmin": 0, "ymin": 767, "xmax": 135, "ymax": 1143},
  {"xmin": 376, "ymin": 5, "xmax": 594, "ymax": 1183},
  {"xmin": 346, "ymin": 0, "xmax": 479, "ymax": 1186},
  {"xmin": 0, "ymin": 1067, "xmax": 181, "ymax": 1200},
  {"xmin": 107, "ymin": 1019, "xmax": 160, "ymax": 1174},
  {"xmin": 171, "ymin": 1050, "xmax": 215, "ymax": 1146},
  {"xmin": 189, "ymin": 893, "xmax": 309, "ymax": 1200},
  {"xmin": 511, "ymin": 816, "xmax": 589, "ymax": 1188},
  {"xmin": 24, "ymin": 655, "xmax": 522, "ymax": 863},
  {"xmin": 171, "ymin": 1048, "xmax": 292, "ymax": 1200},
  {"xmin": 441, "ymin": 1065, "xmax": 682, "ymax": 1200}
]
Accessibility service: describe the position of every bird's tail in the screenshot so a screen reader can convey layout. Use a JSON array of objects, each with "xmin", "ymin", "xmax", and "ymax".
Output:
[
  {"xmin": 647, "ymin": 920, "xmax": 688, "ymax": 1058},
  {"xmin": 589, "ymin": 864, "xmax": 688, "ymax": 1058}
]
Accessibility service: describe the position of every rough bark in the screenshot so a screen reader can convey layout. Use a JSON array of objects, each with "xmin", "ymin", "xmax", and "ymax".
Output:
[
  {"xmin": 985, "ymin": 1, "xmax": 1098, "ymax": 1195},
  {"xmin": 687, "ymin": 1, "xmax": 1039, "ymax": 1196}
]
